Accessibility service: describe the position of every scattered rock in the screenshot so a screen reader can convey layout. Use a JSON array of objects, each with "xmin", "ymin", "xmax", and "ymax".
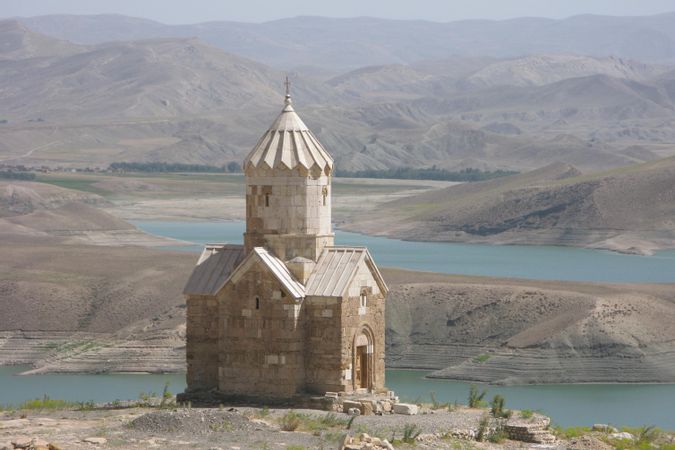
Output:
[
  {"xmin": 567, "ymin": 435, "xmax": 614, "ymax": 450},
  {"xmin": 10, "ymin": 438, "xmax": 32, "ymax": 449},
  {"xmin": 593, "ymin": 424, "xmax": 618, "ymax": 433},
  {"xmin": 343, "ymin": 400, "xmax": 363, "ymax": 414},
  {"xmin": 340, "ymin": 433, "xmax": 396, "ymax": 449},
  {"xmin": 381, "ymin": 439, "xmax": 395, "ymax": 450},
  {"xmin": 82, "ymin": 437, "xmax": 107, "ymax": 445},
  {"xmin": 609, "ymin": 432, "xmax": 634, "ymax": 440},
  {"xmin": 359, "ymin": 401, "xmax": 374, "ymax": 416},
  {"xmin": 392, "ymin": 403, "xmax": 418, "ymax": 415}
]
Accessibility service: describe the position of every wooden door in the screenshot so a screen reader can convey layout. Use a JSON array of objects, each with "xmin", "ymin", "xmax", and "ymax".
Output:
[{"xmin": 356, "ymin": 345, "xmax": 368, "ymax": 388}]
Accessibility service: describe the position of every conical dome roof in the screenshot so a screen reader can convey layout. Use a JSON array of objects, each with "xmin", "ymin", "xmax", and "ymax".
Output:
[{"xmin": 244, "ymin": 95, "xmax": 334, "ymax": 171}]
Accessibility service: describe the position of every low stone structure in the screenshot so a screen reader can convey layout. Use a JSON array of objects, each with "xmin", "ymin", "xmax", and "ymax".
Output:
[
  {"xmin": 181, "ymin": 90, "xmax": 389, "ymax": 403},
  {"xmin": 503, "ymin": 414, "xmax": 557, "ymax": 444}
]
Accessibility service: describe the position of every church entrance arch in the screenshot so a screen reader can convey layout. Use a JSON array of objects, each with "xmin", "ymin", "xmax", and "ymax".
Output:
[{"xmin": 352, "ymin": 327, "xmax": 374, "ymax": 390}]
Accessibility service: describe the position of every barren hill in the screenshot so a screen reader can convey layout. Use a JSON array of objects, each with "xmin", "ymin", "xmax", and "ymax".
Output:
[
  {"xmin": 343, "ymin": 158, "xmax": 675, "ymax": 254},
  {"xmin": 384, "ymin": 269, "xmax": 675, "ymax": 384},
  {"xmin": 0, "ymin": 33, "xmax": 291, "ymax": 121},
  {"xmin": 0, "ymin": 181, "xmax": 176, "ymax": 246},
  {"xmin": 0, "ymin": 20, "xmax": 82, "ymax": 60},
  {"xmin": 465, "ymin": 54, "xmax": 667, "ymax": 87},
  {"xmin": 2, "ymin": 19, "xmax": 675, "ymax": 172}
]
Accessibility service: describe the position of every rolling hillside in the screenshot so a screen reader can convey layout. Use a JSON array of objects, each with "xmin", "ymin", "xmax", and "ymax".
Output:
[
  {"xmin": 343, "ymin": 158, "xmax": 675, "ymax": 254},
  {"xmin": 2, "ymin": 19, "xmax": 675, "ymax": 172},
  {"xmin": 20, "ymin": 13, "xmax": 675, "ymax": 70}
]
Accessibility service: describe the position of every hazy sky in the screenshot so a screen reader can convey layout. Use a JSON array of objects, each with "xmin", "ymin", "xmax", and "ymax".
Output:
[{"xmin": 2, "ymin": 0, "xmax": 675, "ymax": 24}]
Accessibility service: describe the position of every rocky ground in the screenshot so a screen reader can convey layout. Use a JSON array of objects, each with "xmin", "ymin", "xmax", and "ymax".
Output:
[
  {"xmin": 3, "ymin": 402, "xmax": 671, "ymax": 450},
  {"xmin": 0, "ymin": 405, "xmax": 490, "ymax": 450}
]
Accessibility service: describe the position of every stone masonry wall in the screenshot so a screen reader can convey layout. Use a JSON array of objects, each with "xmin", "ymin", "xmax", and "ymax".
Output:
[
  {"xmin": 185, "ymin": 295, "xmax": 219, "ymax": 392},
  {"xmin": 303, "ymin": 295, "xmax": 344, "ymax": 394},
  {"xmin": 244, "ymin": 166, "xmax": 333, "ymax": 261},
  {"xmin": 217, "ymin": 263, "xmax": 306, "ymax": 397},
  {"xmin": 340, "ymin": 262, "xmax": 387, "ymax": 393}
]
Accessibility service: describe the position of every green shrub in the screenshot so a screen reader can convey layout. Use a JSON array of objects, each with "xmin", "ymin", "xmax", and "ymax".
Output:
[
  {"xmin": 490, "ymin": 395, "xmax": 510, "ymax": 418},
  {"xmin": 636, "ymin": 425, "xmax": 659, "ymax": 444},
  {"xmin": 487, "ymin": 428, "xmax": 508, "ymax": 443},
  {"xmin": 280, "ymin": 411, "xmax": 302, "ymax": 431},
  {"xmin": 159, "ymin": 381, "xmax": 172, "ymax": 408},
  {"xmin": 476, "ymin": 415, "xmax": 490, "ymax": 441},
  {"xmin": 402, "ymin": 423, "xmax": 422, "ymax": 444},
  {"xmin": 468, "ymin": 385, "xmax": 487, "ymax": 408}
]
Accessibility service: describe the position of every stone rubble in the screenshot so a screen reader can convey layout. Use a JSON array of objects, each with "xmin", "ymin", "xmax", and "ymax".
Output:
[
  {"xmin": 392, "ymin": 403, "xmax": 418, "ymax": 415},
  {"xmin": 341, "ymin": 433, "xmax": 395, "ymax": 450},
  {"xmin": 609, "ymin": 431, "xmax": 635, "ymax": 440},
  {"xmin": 592, "ymin": 423, "xmax": 618, "ymax": 433}
]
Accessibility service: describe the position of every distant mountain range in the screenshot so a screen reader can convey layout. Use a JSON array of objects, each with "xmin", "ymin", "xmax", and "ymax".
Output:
[
  {"xmin": 1, "ymin": 15, "xmax": 675, "ymax": 171},
  {"xmin": 16, "ymin": 13, "xmax": 675, "ymax": 70}
]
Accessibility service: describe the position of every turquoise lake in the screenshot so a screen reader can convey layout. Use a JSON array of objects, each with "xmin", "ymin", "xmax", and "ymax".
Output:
[
  {"xmin": 1, "ymin": 366, "xmax": 673, "ymax": 428},
  {"xmin": 134, "ymin": 220, "xmax": 675, "ymax": 283},
  {"xmin": 2, "ymin": 220, "xmax": 673, "ymax": 429}
]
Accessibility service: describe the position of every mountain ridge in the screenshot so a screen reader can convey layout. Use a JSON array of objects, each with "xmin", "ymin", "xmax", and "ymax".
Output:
[{"xmin": 17, "ymin": 12, "xmax": 675, "ymax": 70}]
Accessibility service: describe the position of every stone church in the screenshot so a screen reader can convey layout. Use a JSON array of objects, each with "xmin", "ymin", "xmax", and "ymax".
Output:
[{"xmin": 182, "ymin": 89, "xmax": 389, "ymax": 399}]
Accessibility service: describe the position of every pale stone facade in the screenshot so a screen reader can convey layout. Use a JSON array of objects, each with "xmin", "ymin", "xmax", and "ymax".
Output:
[{"xmin": 183, "ymin": 93, "xmax": 388, "ymax": 400}]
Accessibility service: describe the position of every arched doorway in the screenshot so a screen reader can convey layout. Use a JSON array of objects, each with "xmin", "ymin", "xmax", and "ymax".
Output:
[{"xmin": 353, "ymin": 328, "xmax": 374, "ymax": 390}]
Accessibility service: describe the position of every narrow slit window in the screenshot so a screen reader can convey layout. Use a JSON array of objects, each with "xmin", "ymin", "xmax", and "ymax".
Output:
[
  {"xmin": 322, "ymin": 186, "xmax": 328, "ymax": 206},
  {"xmin": 255, "ymin": 296, "xmax": 260, "ymax": 310},
  {"xmin": 360, "ymin": 290, "xmax": 367, "ymax": 308},
  {"xmin": 265, "ymin": 193, "xmax": 270, "ymax": 207}
]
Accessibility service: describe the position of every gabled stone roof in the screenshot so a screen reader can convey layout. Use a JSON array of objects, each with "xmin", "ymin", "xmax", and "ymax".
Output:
[
  {"xmin": 183, "ymin": 244, "xmax": 245, "ymax": 296},
  {"xmin": 243, "ymin": 95, "xmax": 334, "ymax": 171},
  {"xmin": 228, "ymin": 247, "xmax": 306, "ymax": 299},
  {"xmin": 305, "ymin": 246, "xmax": 389, "ymax": 297}
]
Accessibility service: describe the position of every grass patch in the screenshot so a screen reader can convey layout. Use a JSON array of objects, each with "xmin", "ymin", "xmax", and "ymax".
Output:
[
  {"xmin": 0, "ymin": 394, "xmax": 95, "ymax": 411},
  {"xmin": 391, "ymin": 423, "xmax": 422, "ymax": 445},
  {"xmin": 519, "ymin": 409, "xmax": 534, "ymax": 419},
  {"xmin": 552, "ymin": 425, "xmax": 591, "ymax": 439},
  {"xmin": 35, "ymin": 174, "xmax": 111, "ymax": 196},
  {"xmin": 473, "ymin": 354, "xmax": 491, "ymax": 364},
  {"xmin": 278, "ymin": 411, "xmax": 349, "ymax": 432}
]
